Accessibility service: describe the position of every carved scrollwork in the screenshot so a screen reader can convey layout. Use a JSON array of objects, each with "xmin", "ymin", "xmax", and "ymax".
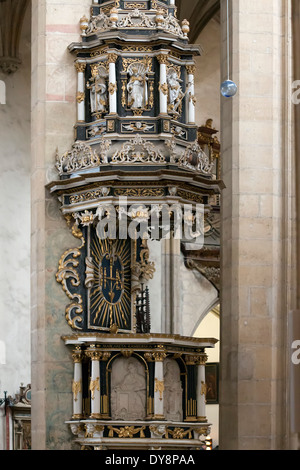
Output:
[
  {"xmin": 112, "ymin": 135, "xmax": 166, "ymax": 164},
  {"xmin": 55, "ymin": 142, "xmax": 100, "ymax": 175},
  {"xmin": 178, "ymin": 142, "xmax": 214, "ymax": 175},
  {"xmin": 85, "ymin": 9, "xmax": 187, "ymax": 39},
  {"xmin": 56, "ymin": 223, "xmax": 85, "ymax": 330},
  {"xmin": 55, "ymin": 139, "xmax": 111, "ymax": 175}
]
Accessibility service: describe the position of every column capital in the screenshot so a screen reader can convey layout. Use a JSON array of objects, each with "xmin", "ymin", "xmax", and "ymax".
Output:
[
  {"xmin": 186, "ymin": 64, "xmax": 196, "ymax": 75},
  {"xmin": 74, "ymin": 61, "xmax": 86, "ymax": 73},
  {"xmin": 72, "ymin": 346, "xmax": 83, "ymax": 363},
  {"xmin": 85, "ymin": 346, "xmax": 102, "ymax": 362},
  {"xmin": 152, "ymin": 346, "xmax": 167, "ymax": 362},
  {"xmin": 107, "ymin": 53, "xmax": 118, "ymax": 63},
  {"xmin": 157, "ymin": 54, "xmax": 169, "ymax": 65}
]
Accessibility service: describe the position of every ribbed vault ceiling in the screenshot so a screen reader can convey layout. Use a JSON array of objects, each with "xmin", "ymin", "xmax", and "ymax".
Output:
[{"xmin": 176, "ymin": 0, "xmax": 220, "ymax": 44}]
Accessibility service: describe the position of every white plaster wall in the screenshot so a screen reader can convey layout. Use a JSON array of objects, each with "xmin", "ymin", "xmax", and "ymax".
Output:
[
  {"xmin": 0, "ymin": 7, "xmax": 31, "ymax": 450},
  {"xmin": 180, "ymin": 253, "xmax": 219, "ymax": 337}
]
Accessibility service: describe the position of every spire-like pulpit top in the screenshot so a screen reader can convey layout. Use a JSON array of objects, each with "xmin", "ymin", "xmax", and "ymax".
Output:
[
  {"xmin": 94, "ymin": 0, "xmax": 177, "ymax": 14},
  {"xmin": 79, "ymin": 0, "xmax": 190, "ymax": 42}
]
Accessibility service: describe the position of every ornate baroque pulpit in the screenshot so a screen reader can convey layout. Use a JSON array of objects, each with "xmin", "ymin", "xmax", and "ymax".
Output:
[{"xmin": 48, "ymin": 0, "xmax": 223, "ymax": 450}]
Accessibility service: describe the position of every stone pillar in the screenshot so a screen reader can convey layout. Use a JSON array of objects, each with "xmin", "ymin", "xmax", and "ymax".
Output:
[
  {"xmin": 31, "ymin": 0, "xmax": 92, "ymax": 450},
  {"xmin": 186, "ymin": 65, "xmax": 196, "ymax": 124},
  {"xmin": 219, "ymin": 0, "xmax": 294, "ymax": 450},
  {"xmin": 107, "ymin": 52, "xmax": 118, "ymax": 114},
  {"xmin": 72, "ymin": 347, "xmax": 83, "ymax": 419},
  {"xmin": 291, "ymin": 0, "xmax": 300, "ymax": 449},
  {"xmin": 161, "ymin": 236, "xmax": 181, "ymax": 335},
  {"xmin": 153, "ymin": 346, "xmax": 167, "ymax": 419},
  {"xmin": 86, "ymin": 346, "xmax": 102, "ymax": 419},
  {"xmin": 157, "ymin": 54, "xmax": 168, "ymax": 115},
  {"xmin": 75, "ymin": 62, "xmax": 86, "ymax": 122},
  {"xmin": 197, "ymin": 352, "xmax": 208, "ymax": 422}
]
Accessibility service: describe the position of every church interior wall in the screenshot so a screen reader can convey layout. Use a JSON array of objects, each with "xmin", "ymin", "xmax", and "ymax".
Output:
[
  {"xmin": 0, "ymin": 0, "xmax": 222, "ymax": 450},
  {"xmin": 0, "ymin": 4, "xmax": 31, "ymax": 450}
]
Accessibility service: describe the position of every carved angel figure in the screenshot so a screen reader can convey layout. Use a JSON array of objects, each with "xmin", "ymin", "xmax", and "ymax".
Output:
[
  {"xmin": 167, "ymin": 70, "xmax": 183, "ymax": 113},
  {"xmin": 127, "ymin": 63, "xmax": 148, "ymax": 109},
  {"xmin": 87, "ymin": 66, "xmax": 108, "ymax": 114}
]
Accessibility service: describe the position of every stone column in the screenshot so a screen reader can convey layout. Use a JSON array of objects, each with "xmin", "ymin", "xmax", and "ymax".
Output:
[
  {"xmin": 72, "ymin": 347, "xmax": 83, "ymax": 419},
  {"xmin": 107, "ymin": 52, "xmax": 118, "ymax": 114},
  {"xmin": 75, "ymin": 62, "xmax": 86, "ymax": 122},
  {"xmin": 219, "ymin": 0, "xmax": 294, "ymax": 450},
  {"xmin": 197, "ymin": 352, "xmax": 208, "ymax": 422},
  {"xmin": 161, "ymin": 236, "xmax": 181, "ymax": 335},
  {"xmin": 85, "ymin": 346, "xmax": 102, "ymax": 419},
  {"xmin": 291, "ymin": 0, "xmax": 300, "ymax": 449},
  {"xmin": 31, "ymin": 0, "xmax": 92, "ymax": 450},
  {"xmin": 157, "ymin": 54, "xmax": 168, "ymax": 115},
  {"xmin": 186, "ymin": 65, "xmax": 196, "ymax": 124},
  {"xmin": 153, "ymin": 346, "xmax": 167, "ymax": 419}
]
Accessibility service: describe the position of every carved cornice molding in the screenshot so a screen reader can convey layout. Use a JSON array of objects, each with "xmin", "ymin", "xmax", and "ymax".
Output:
[
  {"xmin": 0, "ymin": 0, "xmax": 30, "ymax": 74},
  {"xmin": 182, "ymin": 244, "xmax": 220, "ymax": 291}
]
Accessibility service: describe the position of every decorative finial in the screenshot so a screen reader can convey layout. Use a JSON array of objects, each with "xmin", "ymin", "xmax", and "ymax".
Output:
[
  {"xmin": 181, "ymin": 19, "xmax": 190, "ymax": 38},
  {"xmin": 79, "ymin": 15, "xmax": 88, "ymax": 34}
]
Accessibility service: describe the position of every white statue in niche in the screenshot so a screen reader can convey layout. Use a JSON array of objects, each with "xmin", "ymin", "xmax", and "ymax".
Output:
[
  {"xmin": 111, "ymin": 357, "xmax": 146, "ymax": 420},
  {"xmin": 127, "ymin": 63, "xmax": 148, "ymax": 109},
  {"xmin": 167, "ymin": 69, "xmax": 183, "ymax": 113},
  {"xmin": 87, "ymin": 65, "xmax": 108, "ymax": 114},
  {"xmin": 163, "ymin": 359, "xmax": 183, "ymax": 421}
]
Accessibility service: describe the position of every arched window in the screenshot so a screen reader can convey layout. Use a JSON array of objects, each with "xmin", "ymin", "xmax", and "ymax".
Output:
[{"xmin": 0, "ymin": 80, "xmax": 6, "ymax": 104}]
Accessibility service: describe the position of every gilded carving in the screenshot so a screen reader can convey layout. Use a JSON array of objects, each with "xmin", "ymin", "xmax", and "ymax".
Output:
[
  {"xmin": 56, "ymin": 223, "xmax": 85, "ymax": 330},
  {"xmin": 107, "ymin": 53, "xmax": 118, "ymax": 63},
  {"xmin": 158, "ymin": 82, "xmax": 168, "ymax": 96},
  {"xmin": 75, "ymin": 62, "xmax": 86, "ymax": 73},
  {"xmin": 124, "ymin": 2, "xmax": 147, "ymax": 9},
  {"xmin": 72, "ymin": 346, "xmax": 83, "ymax": 363},
  {"xmin": 108, "ymin": 426, "xmax": 146, "ymax": 438},
  {"xmin": 165, "ymin": 427, "xmax": 193, "ymax": 439},
  {"xmin": 111, "ymin": 135, "xmax": 166, "ymax": 164},
  {"xmin": 122, "ymin": 56, "xmax": 152, "ymax": 74},
  {"xmin": 76, "ymin": 91, "xmax": 85, "ymax": 103},
  {"xmin": 89, "ymin": 378, "xmax": 100, "ymax": 400},
  {"xmin": 152, "ymin": 346, "xmax": 167, "ymax": 362},
  {"xmin": 154, "ymin": 378, "xmax": 164, "ymax": 400},
  {"xmin": 157, "ymin": 54, "xmax": 169, "ymax": 65},
  {"xmin": 186, "ymin": 65, "xmax": 196, "ymax": 76},
  {"xmin": 108, "ymin": 82, "xmax": 117, "ymax": 95},
  {"xmin": 72, "ymin": 380, "xmax": 82, "ymax": 402}
]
